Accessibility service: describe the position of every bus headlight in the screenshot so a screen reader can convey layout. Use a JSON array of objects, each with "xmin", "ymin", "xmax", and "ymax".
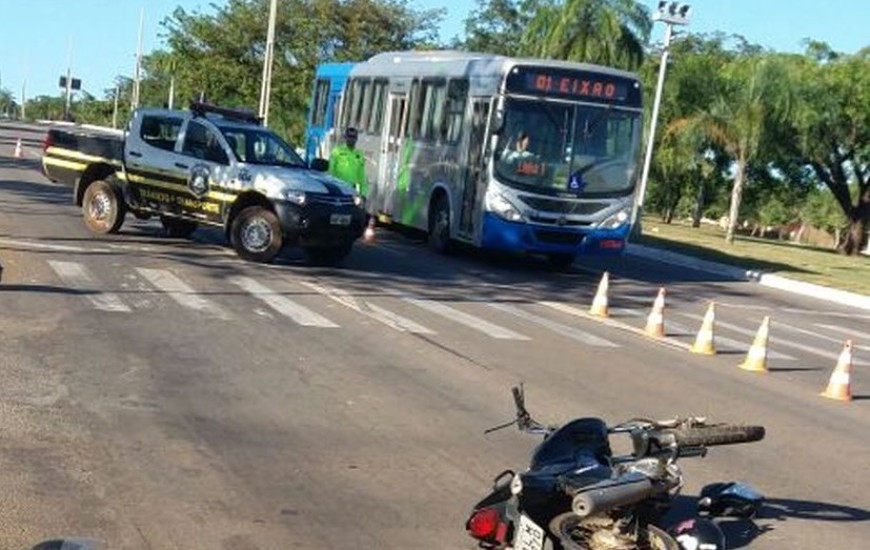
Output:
[
  {"xmin": 598, "ymin": 209, "xmax": 630, "ymax": 230},
  {"xmin": 281, "ymin": 188, "xmax": 307, "ymax": 206},
  {"xmin": 485, "ymin": 191, "xmax": 524, "ymax": 222}
]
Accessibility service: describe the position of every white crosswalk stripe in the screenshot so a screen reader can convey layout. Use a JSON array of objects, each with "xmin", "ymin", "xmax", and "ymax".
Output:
[
  {"xmin": 136, "ymin": 268, "xmax": 230, "ymax": 320},
  {"xmin": 488, "ymin": 302, "xmax": 617, "ymax": 347},
  {"xmin": 680, "ymin": 312, "xmax": 868, "ymax": 366},
  {"xmin": 668, "ymin": 318, "xmax": 795, "ymax": 360},
  {"xmin": 231, "ymin": 277, "xmax": 339, "ymax": 328},
  {"xmin": 299, "ymin": 281, "xmax": 434, "ymax": 334},
  {"xmin": 402, "ymin": 296, "xmax": 530, "ymax": 340},
  {"xmin": 48, "ymin": 260, "xmax": 131, "ymax": 313}
]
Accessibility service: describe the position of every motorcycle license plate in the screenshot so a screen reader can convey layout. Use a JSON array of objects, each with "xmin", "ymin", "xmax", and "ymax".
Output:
[
  {"xmin": 515, "ymin": 514, "xmax": 545, "ymax": 550},
  {"xmin": 330, "ymin": 214, "xmax": 352, "ymax": 226}
]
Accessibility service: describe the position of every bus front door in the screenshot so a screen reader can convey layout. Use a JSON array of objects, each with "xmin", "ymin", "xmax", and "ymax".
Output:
[
  {"xmin": 377, "ymin": 92, "xmax": 408, "ymax": 219},
  {"xmin": 459, "ymin": 98, "xmax": 491, "ymax": 237}
]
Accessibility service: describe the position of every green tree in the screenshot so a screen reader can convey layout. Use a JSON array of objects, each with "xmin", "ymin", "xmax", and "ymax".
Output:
[
  {"xmin": 520, "ymin": 0, "xmax": 651, "ymax": 70},
  {"xmin": 671, "ymin": 56, "xmax": 793, "ymax": 243},
  {"xmin": 790, "ymin": 48, "xmax": 870, "ymax": 255},
  {"xmin": 460, "ymin": 0, "xmax": 535, "ymax": 54}
]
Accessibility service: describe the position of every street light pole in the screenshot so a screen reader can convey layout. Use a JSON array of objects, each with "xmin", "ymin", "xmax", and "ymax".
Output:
[
  {"xmin": 631, "ymin": 2, "xmax": 691, "ymax": 238},
  {"xmin": 258, "ymin": 0, "xmax": 278, "ymax": 126},
  {"xmin": 132, "ymin": 7, "xmax": 144, "ymax": 110}
]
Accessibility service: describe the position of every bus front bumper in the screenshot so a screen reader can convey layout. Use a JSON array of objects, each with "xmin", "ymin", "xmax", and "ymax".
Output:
[{"xmin": 480, "ymin": 213, "xmax": 629, "ymax": 256}]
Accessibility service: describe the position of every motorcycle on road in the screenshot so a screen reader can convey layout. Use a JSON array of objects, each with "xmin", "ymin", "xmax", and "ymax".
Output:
[{"xmin": 466, "ymin": 386, "xmax": 765, "ymax": 550}]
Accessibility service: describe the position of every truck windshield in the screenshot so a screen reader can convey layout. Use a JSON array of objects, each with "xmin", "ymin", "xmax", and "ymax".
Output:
[
  {"xmin": 218, "ymin": 126, "xmax": 307, "ymax": 168},
  {"xmin": 494, "ymin": 98, "xmax": 640, "ymax": 197}
]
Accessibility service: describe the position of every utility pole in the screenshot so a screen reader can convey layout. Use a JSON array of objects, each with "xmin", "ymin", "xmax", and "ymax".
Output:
[
  {"xmin": 132, "ymin": 7, "xmax": 144, "ymax": 110},
  {"xmin": 631, "ymin": 2, "xmax": 692, "ymax": 239},
  {"xmin": 64, "ymin": 37, "xmax": 73, "ymax": 120},
  {"xmin": 258, "ymin": 0, "xmax": 278, "ymax": 126},
  {"xmin": 21, "ymin": 78, "xmax": 26, "ymax": 119},
  {"xmin": 112, "ymin": 82, "xmax": 121, "ymax": 128}
]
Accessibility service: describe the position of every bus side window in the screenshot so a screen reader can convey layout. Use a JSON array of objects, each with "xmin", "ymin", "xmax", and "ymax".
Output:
[
  {"xmin": 420, "ymin": 79, "xmax": 446, "ymax": 143},
  {"xmin": 341, "ymin": 79, "xmax": 356, "ymax": 130},
  {"xmin": 407, "ymin": 79, "xmax": 422, "ymax": 139},
  {"xmin": 357, "ymin": 79, "xmax": 372, "ymax": 132},
  {"xmin": 367, "ymin": 80, "xmax": 388, "ymax": 134},
  {"xmin": 444, "ymin": 79, "xmax": 468, "ymax": 145}
]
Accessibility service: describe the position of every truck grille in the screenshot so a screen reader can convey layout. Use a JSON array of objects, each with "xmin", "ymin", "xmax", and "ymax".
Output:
[{"xmin": 308, "ymin": 194, "xmax": 356, "ymax": 207}]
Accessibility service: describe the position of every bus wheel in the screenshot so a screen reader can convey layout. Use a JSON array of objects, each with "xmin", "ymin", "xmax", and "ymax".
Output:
[
  {"xmin": 547, "ymin": 253, "xmax": 575, "ymax": 271},
  {"xmin": 82, "ymin": 179, "xmax": 126, "ymax": 234},
  {"xmin": 230, "ymin": 206, "xmax": 283, "ymax": 263},
  {"xmin": 428, "ymin": 195, "xmax": 452, "ymax": 254}
]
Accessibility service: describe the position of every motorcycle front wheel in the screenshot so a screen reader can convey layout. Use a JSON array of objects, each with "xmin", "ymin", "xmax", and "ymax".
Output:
[{"xmin": 549, "ymin": 513, "xmax": 680, "ymax": 550}]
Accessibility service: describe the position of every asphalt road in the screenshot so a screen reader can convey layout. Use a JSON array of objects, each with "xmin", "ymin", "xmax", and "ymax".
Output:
[{"xmin": 1, "ymin": 121, "xmax": 868, "ymax": 550}]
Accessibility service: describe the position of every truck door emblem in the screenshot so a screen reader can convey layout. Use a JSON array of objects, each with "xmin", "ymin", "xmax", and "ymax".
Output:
[{"xmin": 189, "ymin": 164, "xmax": 211, "ymax": 198}]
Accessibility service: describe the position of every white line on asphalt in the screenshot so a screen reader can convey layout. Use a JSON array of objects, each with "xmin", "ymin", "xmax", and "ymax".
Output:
[
  {"xmin": 231, "ymin": 277, "xmax": 339, "ymax": 328},
  {"xmin": 136, "ymin": 268, "xmax": 230, "ymax": 320},
  {"xmin": 487, "ymin": 302, "xmax": 617, "ymax": 347},
  {"xmin": 48, "ymin": 260, "xmax": 131, "ymax": 312},
  {"xmin": 0, "ymin": 238, "xmax": 106, "ymax": 253},
  {"xmin": 667, "ymin": 319, "xmax": 795, "ymax": 360},
  {"xmin": 299, "ymin": 281, "xmax": 434, "ymax": 334},
  {"xmin": 611, "ymin": 307, "xmax": 644, "ymax": 317},
  {"xmin": 402, "ymin": 296, "xmax": 530, "ymax": 340},
  {"xmin": 679, "ymin": 312, "xmax": 868, "ymax": 366},
  {"xmin": 811, "ymin": 324, "xmax": 869, "ymax": 349}
]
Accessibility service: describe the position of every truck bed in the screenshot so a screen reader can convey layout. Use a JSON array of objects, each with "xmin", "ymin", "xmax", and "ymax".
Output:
[{"xmin": 42, "ymin": 124, "xmax": 124, "ymax": 185}]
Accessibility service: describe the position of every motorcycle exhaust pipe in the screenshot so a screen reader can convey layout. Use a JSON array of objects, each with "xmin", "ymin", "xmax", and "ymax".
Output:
[{"xmin": 571, "ymin": 474, "xmax": 655, "ymax": 517}]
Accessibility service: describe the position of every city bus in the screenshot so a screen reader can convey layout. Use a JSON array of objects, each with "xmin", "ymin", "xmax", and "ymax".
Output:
[
  {"xmin": 305, "ymin": 62, "xmax": 355, "ymax": 163},
  {"xmin": 311, "ymin": 51, "xmax": 643, "ymax": 267}
]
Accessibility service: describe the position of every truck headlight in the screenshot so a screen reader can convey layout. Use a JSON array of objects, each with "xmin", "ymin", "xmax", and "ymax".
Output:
[
  {"xmin": 598, "ymin": 209, "xmax": 630, "ymax": 230},
  {"xmin": 485, "ymin": 191, "xmax": 524, "ymax": 222},
  {"xmin": 282, "ymin": 189, "xmax": 306, "ymax": 206},
  {"xmin": 353, "ymin": 194, "xmax": 365, "ymax": 207}
]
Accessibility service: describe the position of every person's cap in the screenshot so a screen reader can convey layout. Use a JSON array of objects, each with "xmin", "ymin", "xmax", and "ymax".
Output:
[{"xmin": 345, "ymin": 127, "xmax": 359, "ymax": 139}]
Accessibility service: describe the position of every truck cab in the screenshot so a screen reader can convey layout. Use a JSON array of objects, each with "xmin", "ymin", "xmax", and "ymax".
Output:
[{"xmin": 43, "ymin": 102, "xmax": 367, "ymax": 264}]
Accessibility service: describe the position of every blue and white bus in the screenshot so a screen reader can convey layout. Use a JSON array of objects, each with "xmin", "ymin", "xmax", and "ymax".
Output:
[
  {"xmin": 311, "ymin": 51, "xmax": 643, "ymax": 267},
  {"xmin": 305, "ymin": 62, "xmax": 355, "ymax": 163}
]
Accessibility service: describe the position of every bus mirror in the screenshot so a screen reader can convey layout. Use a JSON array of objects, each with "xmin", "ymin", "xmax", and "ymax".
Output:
[
  {"xmin": 310, "ymin": 158, "xmax": 329, "ymax": 172},
  {"xmin": 491, "ymin": 110, "xmax": 505, "ymax": 135}
]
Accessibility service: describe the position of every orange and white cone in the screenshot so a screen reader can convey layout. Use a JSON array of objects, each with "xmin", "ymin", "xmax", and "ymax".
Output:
[
  {"xmin": 13, "ymin": 138, "xmax": 23, "ymax": 158},
  {"xmin": 739, "ymin": 316, "xmax": 770, "ymax": 373},
  {"xmin": 589, "ymin": 271, "xmax": 609, "ymax": 317},
  {"xmin": 363, "ymin": 216, "xmax": 376, "ymax": 243},
  {"xmin": 691, "ymin": 302, "xmax": 716, "ymax": 355},
  {"xmin": 821, "ymin": 340, "xmax": 853, "ymax": 401},
  {"xmin": 644, "ymin": 287, "xmax": 666, "ymax": 338}
]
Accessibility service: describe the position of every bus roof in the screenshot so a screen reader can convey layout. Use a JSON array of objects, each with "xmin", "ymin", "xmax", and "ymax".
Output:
[
  {"xmin": 350, "ymin": 50, "xmax": 639, "ymax": 81},
  {"xmin": 315, "ymin": 62, "xmax": 356, "ymax": 79}
]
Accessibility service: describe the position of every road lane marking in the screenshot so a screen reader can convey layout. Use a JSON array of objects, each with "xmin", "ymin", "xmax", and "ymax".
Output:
[
  {"xmin": 136, "ymin": 268, "xmax": 230, "ymax": 320},
  {"xmin": 299, "ymin": 281, "xmax": 434, "ymax": 334},
  {"xmin": 811, "ymin": 324, "xmax": 869, "ymax": 351},
  {"xmin": 401, "ymin": 296, "xmax": 529, "ymax": 340},
  {"xmin": 487, "ymin": 302, "xmax": 617, "ymax": 347},
  {"xmin": 232, "ymin": 277, "xmax": 338, "ymax": 328},
  {"xmin": 48, "ymin": 260, "xmax": 131, "ymax": 312},
  {"xmin": 680, "ymin": 313, "xmax": 868, "ymax": 366},
  {"xmin": 668, "ymin": 319, "xmax": 795, "ymax": 360}
]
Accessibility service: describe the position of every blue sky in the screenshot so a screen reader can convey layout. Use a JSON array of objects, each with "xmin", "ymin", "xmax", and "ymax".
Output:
[{"xmin": 1, "ymin": 0, "xmax": 867, "ymax": 102}]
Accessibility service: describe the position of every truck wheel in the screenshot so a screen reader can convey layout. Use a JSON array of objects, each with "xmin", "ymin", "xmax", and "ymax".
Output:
[
  {"xmin": 428, "ymin": 195, "xmax": 452, "ymax": 254},
  {"xmin": 161, "ymin": 216, "xmax": 198, "ymax": 238},
  {"xmin": 230, "ymin": 206, "xmax": 283, "ymax": 263},
  {"xmin": 82, "ymin": 179, "xmax": 126, "ymax": 234},
  {"xmin": 304, "ymin": 242, "xmax": 353, "ymax": 266}
]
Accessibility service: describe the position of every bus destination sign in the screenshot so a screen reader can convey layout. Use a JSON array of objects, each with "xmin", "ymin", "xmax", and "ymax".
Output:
[{"xmin": 506, "ymin": 66, "xmax": 640, "ymax": 106}]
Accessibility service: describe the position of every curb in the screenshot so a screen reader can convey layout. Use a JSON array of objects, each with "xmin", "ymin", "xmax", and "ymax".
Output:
[{"xmin": 626, "ymin": 243, "xmax": 870, "ymax": 311}]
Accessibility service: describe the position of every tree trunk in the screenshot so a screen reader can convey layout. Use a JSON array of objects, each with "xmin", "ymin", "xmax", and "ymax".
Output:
[
  {"xmin": 725, "ymin": 158, "xmax": 746, "ymax": 244},
  {"xmin": 795, "ymin": 223, "xmax": 805, "ymax": 244},
  {"xmin": 665, "ymin": 208, "xmax": 675, "ymax": 224},
  {"xmin": 841, "ymin": 216, "xmax": 867, "ymax": 255},
  {"xmin": 691, "ymin": 181, "xmax": 705, "ymax": 228}
]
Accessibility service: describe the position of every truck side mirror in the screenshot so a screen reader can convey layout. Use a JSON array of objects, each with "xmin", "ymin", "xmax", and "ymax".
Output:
[{"xmin": 310, "ymin": 158, "xmax": 329, "ymax": 172}]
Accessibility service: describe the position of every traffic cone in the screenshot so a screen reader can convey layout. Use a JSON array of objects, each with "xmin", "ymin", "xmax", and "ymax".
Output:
[
  {"xmin": 644, "ymin": 287, "xmax": 666, "ymax": 338},
  {"xmin": 691, "ymin": 302, "xmax": 716, "ymax": 355},
  {"xmin": 589, "ymin": 271, "xmax": 609, "ymax": 317},
  {"xmin": 739, "ymin": 316, "xmax": 770, "ymax": 373},
  {"xmin": 13, "ymin": 138, "xmax": 23, "ymax": 158},
  {"xmin": 821, "ymin": 340, "xmax": 853, "ymax": 401},
  {"xmin": 363, "ymin": 216, "xmax": 375, "ymax": 243}
]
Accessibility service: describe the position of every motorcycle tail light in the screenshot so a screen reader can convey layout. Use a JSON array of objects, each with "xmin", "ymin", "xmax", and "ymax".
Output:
[{"xmin": 467, "ymin": 507, "xmax": 500, "ymax": 540}]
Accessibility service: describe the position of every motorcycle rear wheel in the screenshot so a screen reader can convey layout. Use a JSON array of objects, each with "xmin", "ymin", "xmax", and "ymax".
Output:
[{"xmin": 549, "ymin": 513, "xmax": 680, "ymax": 550}]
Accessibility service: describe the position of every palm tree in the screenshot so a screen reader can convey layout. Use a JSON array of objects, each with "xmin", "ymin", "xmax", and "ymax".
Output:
[
  {"xmin": 520, "ymin": 0, "xmax": 652, "ymax": 70},
  {"xmin": 669, "ymin": 56, "xmax": 792, "ymax": 243}
]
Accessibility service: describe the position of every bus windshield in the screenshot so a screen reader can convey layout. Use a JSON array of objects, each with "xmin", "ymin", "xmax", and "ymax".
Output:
[
  {"xmin": 494, "ymin": 98, "xmax": 640, "ymax": 196},
  {"xmin": 218, "ymin": 125, "xmax": 307, "ymax": 168}
]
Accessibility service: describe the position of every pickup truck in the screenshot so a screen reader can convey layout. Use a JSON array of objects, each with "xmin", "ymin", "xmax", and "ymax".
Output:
[{"xmin": 41, "ymin": 102, "xmax": 366, "ymax": 264}]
